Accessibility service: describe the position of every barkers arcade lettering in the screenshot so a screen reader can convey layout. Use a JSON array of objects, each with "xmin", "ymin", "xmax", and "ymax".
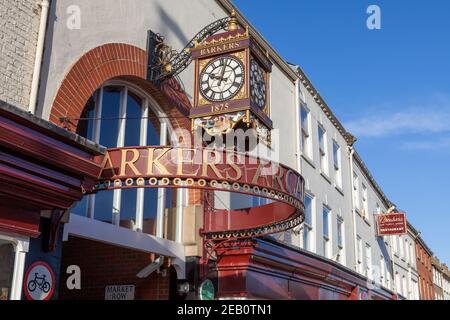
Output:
[
  {"xmin": 97, "ymin": 146, "xmax": 303, "ymax": 203},
  {"xmin": 92, "ymin": 146, "xmax": 305, "ymax": 239}
]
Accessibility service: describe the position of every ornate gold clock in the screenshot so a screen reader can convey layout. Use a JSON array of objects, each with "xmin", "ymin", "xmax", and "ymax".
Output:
[{"xmin": 190, "ymin": 17, "xmax": 273, "ymax": 145}]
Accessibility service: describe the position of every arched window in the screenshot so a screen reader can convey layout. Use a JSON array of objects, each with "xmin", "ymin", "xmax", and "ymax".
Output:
[{"xmin": 72, "ymin": 82, "xmax": 174, "ymax": 236}]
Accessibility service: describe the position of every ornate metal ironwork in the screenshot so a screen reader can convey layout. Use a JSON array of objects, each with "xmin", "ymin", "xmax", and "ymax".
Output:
[{"xmin": 148, "ymin": 16, "xmax": 233, "ymax": 83}]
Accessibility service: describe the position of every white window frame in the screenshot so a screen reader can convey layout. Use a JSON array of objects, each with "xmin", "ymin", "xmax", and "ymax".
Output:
[
  {"xmin": 365, "ymin": 243, "xmax": 372, "ymax": 279},
  {"xmin": 322, "ymin": 206, "xmax": 331, "ymax": 259},
  {"xmin": 396, "ymin": 272, "xmax": 401, "ymax": 295},
  {"xmin": 337, "ymin": 217, "xmax": 345, "ymax": 265},
  {"xmin": 318, "ymin": 124, "xmax": 328, "ymax": 175},
  {"xmin": 301, "ymin": 193, "xmax": 315, "ymax": 253},
  {"xmin": 402, "ymin": 275, "xmax": 408, "ymax": 299},
  {"xmin": 386, "ymin": 261, "xmax": 392, "ymax": 290},
  {"xmin": 0, "ymin": 234, "xmax": 29, "ymax": 300},
  {"xmin": 332, "ymin": 140, "xmax": 342, "ymax": 188},
  {"xmin": 357, "ymin": 235, "xmax": 363, "ymax": 274},
  {"xmin": 362, "ymin": 183, "xmax": 368, "ymax": 219},
  {"xmin": 405, "ymin": 238, "xmax": 410, "ymax": 264},
  {"xmin": 399, "ymin": 236, "xmax": 405, "ymax": 260},
  {"xmin": 409, "ymin": 242, "xmax": 415, "ymax": 268},
  {"xmin": 300, "ymin": 104, "xmax": 312, "ymax": 159},
  {"xmin": 380, "ymin": 255, "xmax": 386, "ymax": 287},
  {"xmin": 353, "ymin": 172, "xmax": 360, "ymax": 211},
  {"xmin": 393, "ymin": 235, "xmax": 398, "ymax": 255}
]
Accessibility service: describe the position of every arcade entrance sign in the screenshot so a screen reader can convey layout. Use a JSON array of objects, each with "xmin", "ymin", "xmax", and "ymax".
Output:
[
  {"xmin": 375, "ymin": 212, "xmax": 407, "ymax": 236},
  {"xmin": 91, "ymin": 146, "xmax": 305, "ymax": 239}
]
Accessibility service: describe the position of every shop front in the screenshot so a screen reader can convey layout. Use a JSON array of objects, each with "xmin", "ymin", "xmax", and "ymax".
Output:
[{"xmin": 0, "ymin": 101, "xmax": 104, "ymax": 300}]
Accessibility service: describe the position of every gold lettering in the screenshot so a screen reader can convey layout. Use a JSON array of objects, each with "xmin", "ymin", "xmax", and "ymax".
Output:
[
  {"xmin": 251, "ymin": 162, "xmax": 271, "ymax": 187},
  {"xmin": 272, "ymin": 165, "xmax": 287, "ymax": 193},
  {"xmin": 100, "ymin": 151, "xmax": 117, "ymax": 177},
  {"xmin": 225, "ymin": 153, "xmax": 242, "ymax": 180},
  {"xmin": 147, "ymin": 147, "xmax": 171, "ymax": 175},
  {"xmin": 202, "ymin": 149, "xmax": 224, "ymax": 179},
  {"xmin": 119, "ymin": 149, "xmax": 141, "ymax": 176},
  {"xmin": 284, "ymin": 169, "xmax": 296, "ymax": 195},
  {"xmin": 177, "ymin": 148, "xmax": 200, "ymax": 176}
]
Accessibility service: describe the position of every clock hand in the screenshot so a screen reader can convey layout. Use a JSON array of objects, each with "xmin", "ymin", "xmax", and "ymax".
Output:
[{"xmin": 218, "ymin": 60, "xmax": 227, "ymax": 86}]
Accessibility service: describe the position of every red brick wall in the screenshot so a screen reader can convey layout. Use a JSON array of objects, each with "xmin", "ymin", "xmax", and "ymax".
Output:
[
  {"xmin": 59, "ymin": 236, "xmax": 170, "ymax": 300},
  {"xmin": 416, "ymin": 242, "xmax": 435, "ymax": 300}
]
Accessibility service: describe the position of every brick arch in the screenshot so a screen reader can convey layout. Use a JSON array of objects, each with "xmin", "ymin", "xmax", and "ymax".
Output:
[
  {"xmin": 49, "ymin": 43, "xmax": 191, "ymax": 133},
  {"xmin": 50, "ymin": 43, "xmax": 201, "ymax": 204}
]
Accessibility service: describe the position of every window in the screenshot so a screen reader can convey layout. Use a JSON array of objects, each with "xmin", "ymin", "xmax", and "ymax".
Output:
[
  {"xmin": 72, "ymin": 84, "xmax": 174, "ymax": 236},
  {"xmin": 376, "ymin": 203, "xmax": 381, "ymax": 214},
  {"xmin": 318, "ymin": 125, "xmax": 328, "ymax": 174},
  {"xmin": 399, "ymin": 236, "xmax": 405, "ymax": 259},
  {"xmin": 332, "ymin": 141, "xmax": 342, "ymax": 188},
  {"xmin": 0, "ymin": 240, "xmax": 15, "ymax": 300},
  {"xmin": 353, "ymin": 172, "xmax": 360, "ymax": 211},
  {"xmin": 415, "ymin": 279, "xmax": 420, "ymax": 300},
  {"xmin": 302, "ymin": 194, "xmax": 314, "ymax": 252},
  {"xmin": 405, "ymin": 239, "xmax": 410, "ymax": 263},
  {"xmin": 402, "ymin": 276, "xmax": 408, "ymax": 298},
  {"xmin": 300, "ymin": 105, "xmax": 311, "ymax": 158},
  {"xmin": 380, "ymin": 255, "xmax": 386, "ymax": 286},
  {"xmin": 396, "ymin": 272, "xmax": 401, "ymax": 295},
  {"xmin": 386, "ymin": 261, "xmax": 391, "ymax": 290},
  {"xmin": 322, "ymin": 206, "xmax": 331, "ymax": 258},
  {"xmin": 393, "ymin": 235, "xmax": 398, "ymax": 254},
  {"xmin": 337, "ymin": 217, "xmax": 344, "ymax": 264},
  {"xmin": 362, "ymin": 184, "xmax": 368, "ymax": 219},
  {"xmin": 299, "ymin": 86, "xmax": 306, "ymax": 104},
  {"xmin": 365, "ymin": 243, "xmax": 372, "ymax": 279},
  {"xmin": 357, "ymin": 236, "xmax": 363, "ymax": 274}
]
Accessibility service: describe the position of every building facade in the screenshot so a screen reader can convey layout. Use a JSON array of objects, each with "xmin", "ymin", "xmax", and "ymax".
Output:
[
  {"xmin": 444, "ymin": 265, "xmax": 450, "ymax": 300},
  {"xmin": 432, "ymin": 256, "xmax": 444, "ymax": 300},
  {"xmin": 415, "ymin": 237, "xmax": 434, "ymax": 300},
  {"xmin": 0, "ymin": 0, "xmax": 446, "ymax": 300},
  {"xmin": 431, "ymin": 256, "xmax": 450, "ymax": 300}
]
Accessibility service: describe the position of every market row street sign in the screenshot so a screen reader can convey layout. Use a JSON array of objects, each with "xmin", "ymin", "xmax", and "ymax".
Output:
[{"xmin": 105, "ymin": 285, "xmax": 135, "ymax": 300}]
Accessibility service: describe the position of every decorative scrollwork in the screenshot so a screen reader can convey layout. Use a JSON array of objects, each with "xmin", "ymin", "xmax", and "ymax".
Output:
[{"xmin": 151, "ymin": 16, "xmax": 234, "ymax": 82}]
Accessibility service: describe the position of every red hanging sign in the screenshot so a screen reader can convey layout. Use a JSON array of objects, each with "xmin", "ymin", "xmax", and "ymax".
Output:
[{"xmin": 375, "ymin": 212, "xmax": 407, "ymax": 236}]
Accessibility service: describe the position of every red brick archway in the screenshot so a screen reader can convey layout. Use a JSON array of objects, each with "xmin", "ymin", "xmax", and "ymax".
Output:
[
  {"xmin": 49, "ymin": 43, "xmax": 191, "ymax": 132},
  {"xmin": 49, "ymin": 43, "xmax": 201, "ymax": 204}
]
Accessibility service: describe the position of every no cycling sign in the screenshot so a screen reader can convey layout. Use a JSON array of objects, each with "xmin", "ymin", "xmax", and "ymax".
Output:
[{"xmin": 23, "ymin": 261, "xmax": 55, "ymax": 300}]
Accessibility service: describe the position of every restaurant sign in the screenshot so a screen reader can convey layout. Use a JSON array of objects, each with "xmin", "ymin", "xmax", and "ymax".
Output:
[
  {"xmin": 91, "ymin": 146, "xmax": 305, "ymax": 239},
  {"xmin": 375, "ymin": 212, "xmax": 407, "ymax": 236}
]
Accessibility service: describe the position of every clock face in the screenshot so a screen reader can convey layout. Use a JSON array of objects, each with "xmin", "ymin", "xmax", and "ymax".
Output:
[
  {"xmin": 250, "ymin": 59, "xmax": 266, "ymax": 109},
  {"xmin": 199, "ymin": 56, "xmax": 244, "ymax": 102}
]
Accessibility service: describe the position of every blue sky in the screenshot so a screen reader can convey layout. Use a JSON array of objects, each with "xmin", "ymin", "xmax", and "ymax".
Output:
[{"xmin": 233, "ymin": 0, "xmax": 450, "ymax": 262}]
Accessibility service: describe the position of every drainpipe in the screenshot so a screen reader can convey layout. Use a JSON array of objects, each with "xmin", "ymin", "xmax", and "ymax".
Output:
[
  {"xmin": 348, "ymin": 146, "xmax": 358, "ymax": 272},
  {"xmin": 28, "ymin": 0, "xmax": 50, "ymax": 114}
]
